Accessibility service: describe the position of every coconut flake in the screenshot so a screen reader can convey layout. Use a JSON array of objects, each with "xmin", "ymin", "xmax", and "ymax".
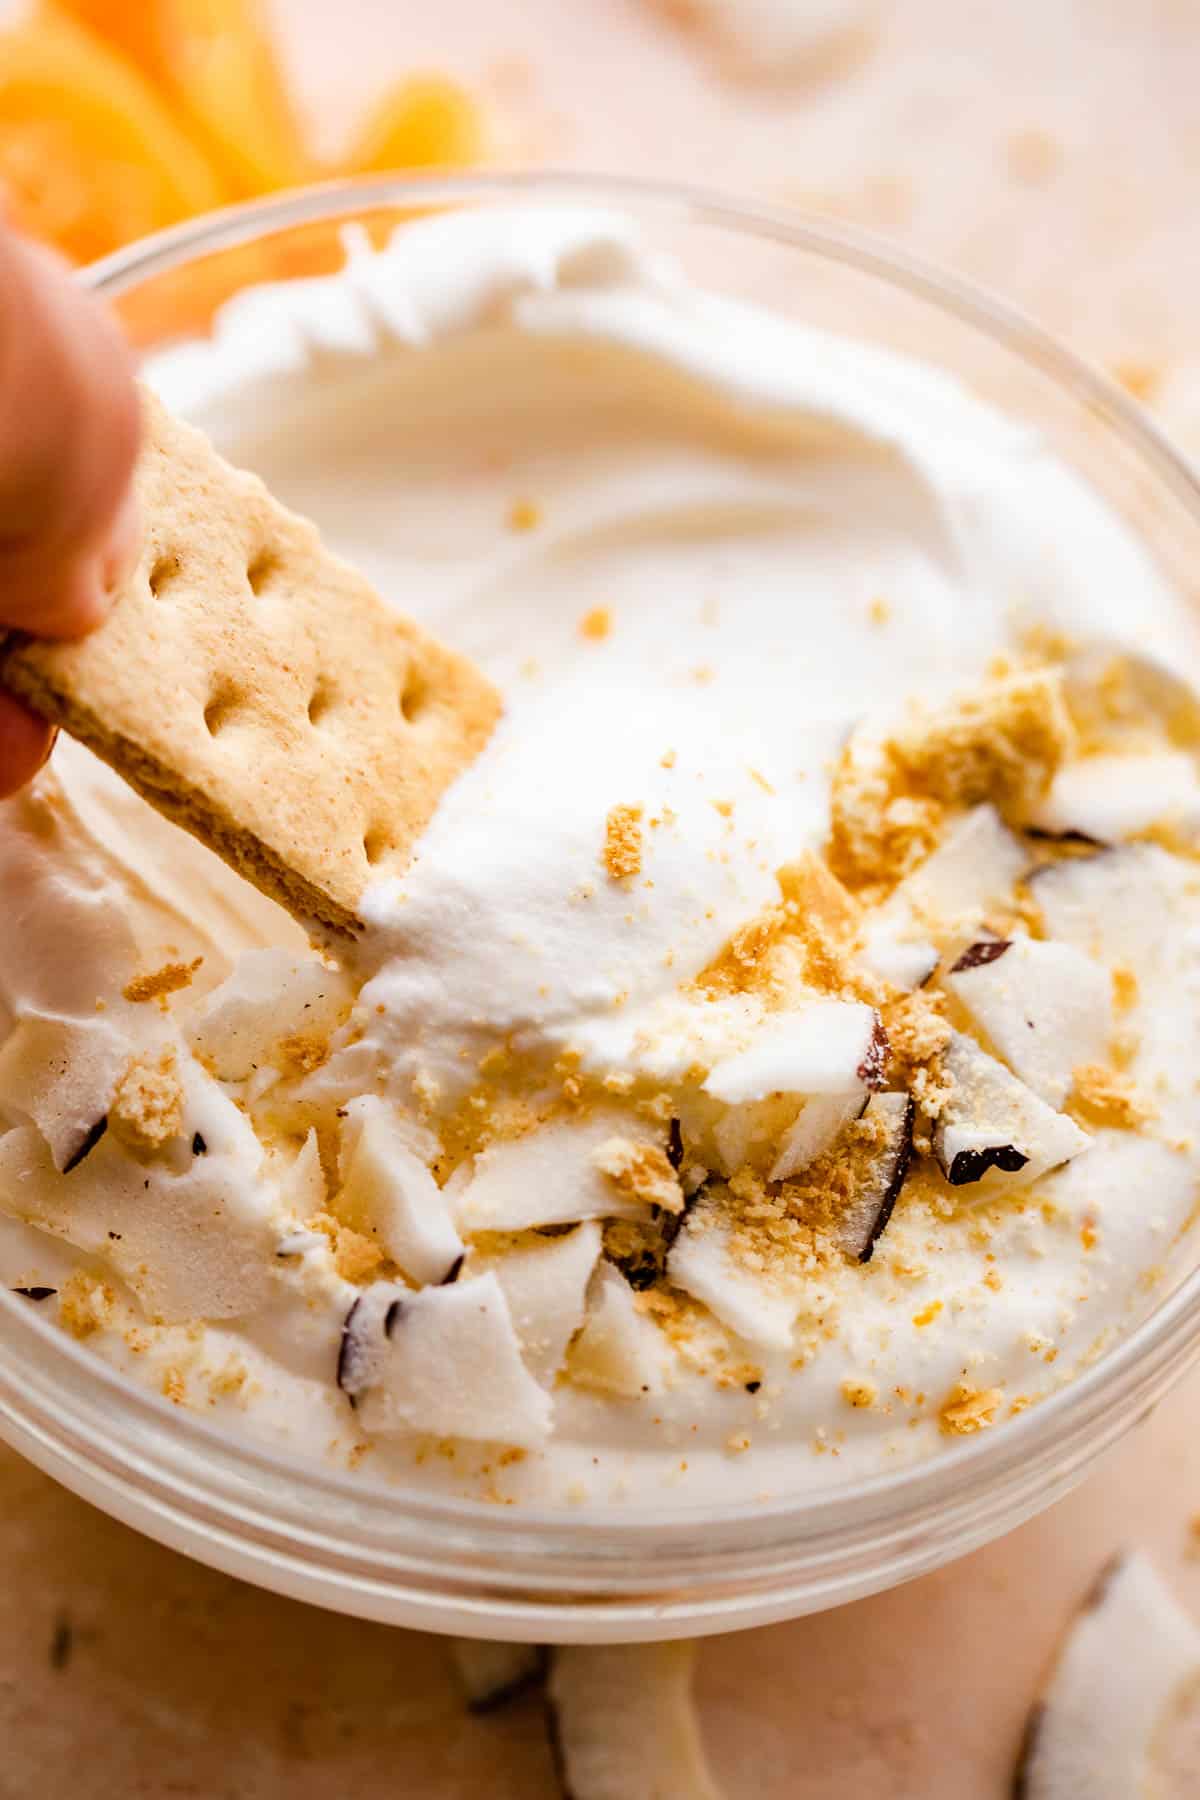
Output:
[
  {"xmin": 882, "ymin": 803, "xmax": 1026, "ymax": 937},
  {"xmin": 275, "ymin": 1128, "xmax": 326, "ymax": 1220},
  {"xmin": 704, "ymin": 1000, "xmax": 886, "ymax": 1104},
  {"xmin": 352, "ymin": 1272, "xmax": 553, "ymax": 1448},
  {"xmin": 769, "ymin": 1090, "xmax": 866, "ymax": 1183},
  {"xmin": 942, "ymin": 935, "xmax": 1111, "ymax": 1108},
  {"xmin": 0, "ymin": 1012, "xmax": 130, "ymax": 1172},
  {"xmin": 0, "ymin": 1094, "xmax": 276, "ymax": 1324},
  {"xmin": 1031, "ymin": 751, "xmax": 1200, "ymax": 844},
  {"xmin": 857, "ymin": 922, "xmax": 940, "ymax": 991},
  {"xmin": 933, "ymin": 1033, "xmax": 1090, "ymax": 1195},
  {"xmin": 1015, "ymin": 1551, "xmax": 1200, "ymax": 1799},
  {"xmin": 188, "ymin": 949, "xmax": 353, "ymax": 1082},
  {"xmin": 451, "ymin": 1639, "xmax": 547, "ymax": 1713},
  {"xmin": 667, "ymin": 1194, "xmax": 797, "ymax": 1348},
  {"xmin": 834, "ymin": 1092, "xmax": 914, "ymax": 1262},
  {"xmin": 469, "ymin": 1221, "xmax": 601, "ymax": 1385},
  {"xmin": 547, "ymin": 1642, "xmax": 722, "ymax": 1800},
  {"xmin": 454, "ymin": 1111, "xmax": 664, "ymax": 1234},
  {"xmin": 568, "ymin": 1262, "xmax": 669, "ymax": 1398},
  {"xmin": 337, "ymin": 1095, "xmax": 463, "ymax": 1285},
  {"xmin": 1029, "ymin": 844, "xmax": 1186, "ymax": 970}
]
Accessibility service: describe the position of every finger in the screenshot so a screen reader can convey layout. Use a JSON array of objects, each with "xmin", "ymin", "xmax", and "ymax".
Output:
[
  {"xmin": 0, "ymin": 533, "xmax": 125, "ymax": 639},
  {"xmin": 0, "ymin": 233, "xmax": 140, "ymax": 637},
  {"xmin": 0, "ymin": 691, "xmax": 55, "ymax": 799}
]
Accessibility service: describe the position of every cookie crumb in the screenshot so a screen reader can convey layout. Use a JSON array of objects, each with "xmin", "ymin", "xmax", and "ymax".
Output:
[
  {"xmin": 1070, "ymin": 1063, "xmax": 1157, "ymax": 1131},
  {"xmin": 841, "ymin": 1377, "xmax": 878, "ymax": 1409},
  {"xmin": 276, "ymin": 1029, "xmax": 331, "ymax": 1075},
  {"xmin": 161, "ymin": 1364, "xmax": 187, "ymax": 1405},
  {"xmin": 58, "ymin": 1270, "xmax": 117, "ymax": 1339},
  {"xmin": 123, "ymin": 958, "xmax": 203, "ymax": 1005},
  {"xmin": 507, "ymin": 498, "xmax": 541, "ymax": 531},
  {"xmin": 603, "ymin": 804, "xmax": 644, "ymax": 881},
  {"xmin": 110, "ymin": 1050, "xmax": 184, "ymax": 1150},
  {"xmin": 829, "ymin": 668, "xmax": 1072, "ymax": 889},
  {"xmin": 939, "ymin": 1380, "xmax": 1003, "ymax": 1435},
  {"xmin": 592, "ymin": 1137, "xmax": 684, "ymax": 1213},
  {"xmin": 308, "ymin": 1211, "xmax": 384, "ymax": 1284}
]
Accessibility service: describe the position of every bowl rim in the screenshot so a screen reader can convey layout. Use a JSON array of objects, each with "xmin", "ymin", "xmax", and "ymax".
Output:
[{"xmin": 4, "ymin": 167, "xmax": 1200, "ymax": 1625}]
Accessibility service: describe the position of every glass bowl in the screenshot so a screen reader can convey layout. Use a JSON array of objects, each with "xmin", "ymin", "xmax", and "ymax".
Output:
[{"xmin": 2, "ymin": 172, "xmax": 1200, "ymax": 1645}]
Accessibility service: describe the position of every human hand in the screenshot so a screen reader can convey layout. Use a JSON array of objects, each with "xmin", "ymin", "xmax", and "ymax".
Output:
[{"xmin": 0, "ymin": 227, "xmax": 140, "ymax": 798}]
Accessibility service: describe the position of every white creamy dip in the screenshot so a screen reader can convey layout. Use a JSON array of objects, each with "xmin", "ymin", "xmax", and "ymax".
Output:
[{"xmin": 2, "ymin": 207, "xmax": 1199, "ymax": 1509}]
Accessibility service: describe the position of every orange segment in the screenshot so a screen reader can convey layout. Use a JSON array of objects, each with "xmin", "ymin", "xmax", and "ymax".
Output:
[
  {"xmin": 0, "ymin": 13, "xmax": 227, "ymax": 264},
  {"xmin": 46, "ymin": 0, "xmax": 311, "ymax": 197},
  {"xmin": 344, "ymin": 75, "xmax": 485, "ymax": 174}
]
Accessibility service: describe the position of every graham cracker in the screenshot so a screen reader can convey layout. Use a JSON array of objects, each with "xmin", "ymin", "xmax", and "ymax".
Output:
[{"xmin": 0, "ymin": 386, "xmax": 501, "ymax": 936}]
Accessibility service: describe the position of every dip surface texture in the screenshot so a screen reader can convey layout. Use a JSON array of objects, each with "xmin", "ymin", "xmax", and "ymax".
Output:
[{"xmin": 3, "ymin": 208, "xmax": 1199, "ymax": 1509}]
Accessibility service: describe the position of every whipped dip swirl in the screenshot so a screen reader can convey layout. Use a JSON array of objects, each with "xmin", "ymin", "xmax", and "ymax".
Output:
[{"xmin": 2, "ymin": 208, "xmax": 1200, "ymax": 1509}]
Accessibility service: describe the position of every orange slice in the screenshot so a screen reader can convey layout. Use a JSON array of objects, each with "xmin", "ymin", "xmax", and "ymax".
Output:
[
  {"xmin": 344, "ymin": 75, "xmax": 484, "ymax": 174},
  {"xmin": 46, "ymin": 0, "xmax": 311, "ymax": 197},
  {"xmin": 0, "ymin": 13, "xmax": 227, "ymax": 264}
]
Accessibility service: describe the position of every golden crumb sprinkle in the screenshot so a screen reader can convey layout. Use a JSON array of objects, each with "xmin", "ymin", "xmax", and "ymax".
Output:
[
  {"xmin": 579, "ymin": 606, "xmax": 612, "ymax": 641},
  {"xmin": 1112, "ymin": 965, "xmax": 1139, "ymax": 1012},
  {"xmin": 868, "ymin": 596, "xmax": 891, "ymax": 627},
  {"xmin": 891, "ymin": 667, "xmax": 1073, "ymax": 814},
  {"xmin": 883, "ymin": 988, "xmax": 953, "ymax": 1110},
  {"xmin": 1070, "ymin": 1063, "xmax": 1158, "ymax": 1131},
  {"xmin": 507, "ymin": 498, "xmax": 541, "ymax": 531},
  {"xmin": 602, "ymin": 803, "xmax": 644, "ymax": 881},
  {"xmin": 58, "ymin": 1270, "xmax": 116, "ymax": 1340},
  {"xmin": 939, "ymin": 1381, "xmax": 1003, "ymax": 1435},
  {"xmin": 827, "ymin": 744, "xmax": 945, "ymax": 892},
  {"xmin": 308, "ymin": 1212, "xmax": 384, "ymax": 1284},
  {"xmin": 276, "ymin": 1029, "xmax": 331, "ymax": 1075},
  {"xmin": 841, "ymin": 1377, "xmax": 878, "ymax": 1409},
  {"xmin": 110, "ymin": 1050, "xmax": 184, "ymax": 1150},
  {"xmin": 122, "ymin": 958, "xmax": 203, "ymax": 1005},
  {"xmin": 592, "ymin": 1136, "xmax": 684, "ymax": 1213},
  {"xmin": 209, "ymin": 1358, "xmax": 249, "ymax": 1399},
  {"xmin": 660, "ymin": 748, "xmax": 677, "ymax": 769},
  {"xmin": 161, "ymin": 1364, "xmax": 187, "ymax": 1405},
  {"xmin": 829, "ymin": 668, "xmax": 1073, "ymax": 890},
  {"xmin": 912, "ymin": 1299, "xmax": 943, "ymax": 1328}
]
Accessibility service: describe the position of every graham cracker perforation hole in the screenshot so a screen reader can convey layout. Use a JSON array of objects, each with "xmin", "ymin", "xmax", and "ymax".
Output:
[
  {"xmin": 400, "ymin": 668, "xmax": 429, "ymax": 722},
  {"xmin": 203, "ymin": 683, "xmax": 243, "ymax": 738},
  {"xmin": 363, "ymin": 824, "xmax": 393, "ymax": 867},
  {"xmin": 148, "ymin": 553, "xmax": 180, "ymax": 597},
  {"xmin": 307, "ymin": 676, "xmax": 338, "ymax": 728},
  {"xmin": 247, "ymin": 546, "xmax": 282, "ymax": 596}
]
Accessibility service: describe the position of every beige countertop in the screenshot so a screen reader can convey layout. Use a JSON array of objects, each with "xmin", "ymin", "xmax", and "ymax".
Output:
[{"xmin": 7, "ymin": 3, "xmax": 1200, "ymax": 1794}]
